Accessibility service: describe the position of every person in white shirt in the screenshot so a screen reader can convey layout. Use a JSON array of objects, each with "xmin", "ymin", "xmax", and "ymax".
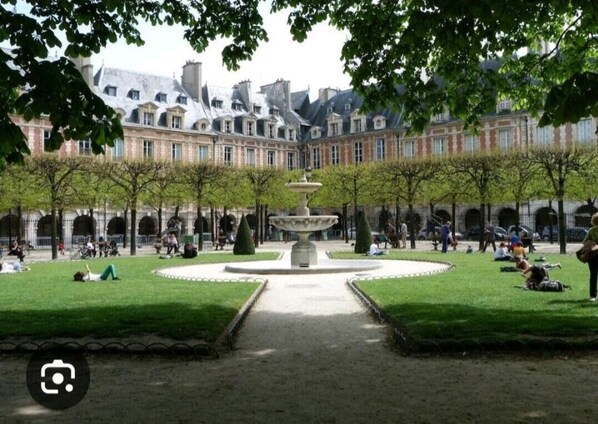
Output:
[
  {"xmin": 369, "ymin": 238, "xmax": 386, "ymax": 256},
  {"xmin": 73, "ymin": 264, "xmax": 119, "ymax": 281},
  {"xmin": 494, "ymin": 242, "xmax": 512, "ymax": 261}
]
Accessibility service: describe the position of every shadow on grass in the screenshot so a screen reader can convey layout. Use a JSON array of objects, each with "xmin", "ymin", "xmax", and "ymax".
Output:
[{"xmin": 0, "ymin": 303, "xmax": 239, "ymax": 342}]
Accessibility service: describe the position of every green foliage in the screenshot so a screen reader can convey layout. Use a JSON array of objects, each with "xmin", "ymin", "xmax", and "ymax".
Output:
[
  {"xmin": 332, "ymin": 250, "xmax": 595, "ymax": 350},
  {"xmin": 234, "ymin": 214, "xmax": 255, "ymax": 255},
  {"xmin": 0, "ymin": 255, "xmax": 277, "ymax": 340},
  {"xmin": 354, "ymin": 211, "xmax": 372, "ymax": 254}
]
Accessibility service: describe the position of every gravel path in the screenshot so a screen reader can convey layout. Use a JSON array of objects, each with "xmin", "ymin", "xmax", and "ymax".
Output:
[{"xmin": 1, "ymin": 243, "xmax": 597, "ymax": 423}]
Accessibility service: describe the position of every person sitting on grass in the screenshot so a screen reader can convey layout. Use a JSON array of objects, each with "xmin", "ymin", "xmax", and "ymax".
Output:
[
  {"xmin": 73, "ymin": 264, "xmax": 120, "ymax": 282},
  {"xmin": 181, "ymin": 242, "xmax": 198, "ymax": 259},
  {"xmin": 512, "ymin": 241, "xmax": 527, "ymax": 259},
  {"xmin": 494, "ymin": 242, "xmax": 512, "ymax": 261},
  {"xmin": 369, "ymin": 237, "xmax": 387, "ymax": 256}
]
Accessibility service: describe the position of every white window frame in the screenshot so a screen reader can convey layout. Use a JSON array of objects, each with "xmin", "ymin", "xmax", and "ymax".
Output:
[
  {"xmin": 404, "ymin": 140, "xmax": 415, "ymax": 158},
  {"xmin": 224, "ymin": 120, "xmax": 232, "ymax": 133},
  {"xmin": 312, "ymin": 147, "xmax": 321, "ymax": 169},
  {"xmin": 171, "ymin": 143, "xmax": 182, "ymax": 161},
  {"xmin": 267, "ymin": 150, "xmax": 276, "ymax": 167},
  {"xmin": 331, "ymin": 145, "xmax": 339, "ymax": 165},
  {"xmin": 197, "ymin": 145, "xmax": 209, "ymax": 162},
  {"xmin": 499, "ymin": 129, "xmax": 512, "ymax": 150},
  {"xmin": 536, "ymin": 126, "xmax": 552, "ymax": 146},
  {"xmin": 171, "ymin": 115, "xmax": 182, "ymax": 129},
  {"xmin": 142, "ymin": 140, "xmax": 154, "ymax": 159},
  {"xmin": 43, "ymin": 130, "xmax": 51, "ymax": 152},
  {"xmin": 354, "ymin": 141, "xmax": 363, "ymax": 163},
  {"xmin": 224, "ymin": 146, "xmax": 233, "ymax": 165},
  {"xmin": 577, "ymin": 118, "xmax": 593, "ymax": 144},
  {"xmin": 112, "ymin": 138, "xmax": 124, "ymax": 160},
  {"xmin": 464, "ymin": 134, "xmax": 478, "ymax": 153},
  {"xmin": 287, "ymin": 152, "xmax": 295, "ymax": 170},
  {"xmin": 246, "ymin": 148, "xmax": 256, "ymax": 167},
  {"xmin": 433, "ymin": 137, "xmax": 445, "ymax": 156},
  {"xmin": 375, "ymin": 138, "xmax": 385, "ymax": 160},
  {"xmin": 78, "ymin": 139, "xmax": 92, "ymax": 156},
  {"xmin": 143, "ymin": 112, "xmax": 154, "ymax": 126}
]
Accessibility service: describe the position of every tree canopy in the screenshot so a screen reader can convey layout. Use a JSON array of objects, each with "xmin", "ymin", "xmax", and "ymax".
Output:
[{"xmin": 2, "ymin": 0, "xmax": 597, "ymax": 163}]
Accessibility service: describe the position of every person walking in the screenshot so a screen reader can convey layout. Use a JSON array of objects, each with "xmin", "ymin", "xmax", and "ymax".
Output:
[
  {"xmin": 440, "ymin": 221, "xmax": 451, "ymax": 253},
  {"xmin": 482, "ymin": 221, "xmax": 496, "ymax": 252},
  {"xmin": 583, "ymin": 212, "xmax": 598, "ymax": 301},
  {"xmin": 400, "ymin": 221, "xmax": 408, "ymax": 249}
]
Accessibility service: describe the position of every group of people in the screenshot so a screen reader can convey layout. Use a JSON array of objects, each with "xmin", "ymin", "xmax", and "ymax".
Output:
[{"xmin": 385, "ymin": 220, "xmax": 408, "ymax": 249}]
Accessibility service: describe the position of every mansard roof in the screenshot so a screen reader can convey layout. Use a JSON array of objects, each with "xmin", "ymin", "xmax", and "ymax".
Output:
[{"xmin": 93, "ymin": 66, "xmax": 211, "ymax": 130}]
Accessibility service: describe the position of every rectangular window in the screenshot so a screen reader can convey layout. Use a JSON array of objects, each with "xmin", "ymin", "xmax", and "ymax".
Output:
[
  {"xmin": 171, "ymin": 143, "xmax": 182, "ymax": 161},
  {"xmin": 464, "ymin": 134, "xmax": 478, "ymax": 153},
  {"xmin": 246, "ymin": 148, "xmax": 256, "ymax": 166},
  {"xmin": 224, "ymin": 146, "xmax": 233, "ymax": 165},
  {"xmin": 376, "ymin": 138, "xmax": 385, "ymax": 160},
  {"xmin": 287, "ymin": 152, "xmax": 295, "ymax": 170},
  {"xmin": 536, "ymin": 126, "xmax": 552, "ymax": 146},
  {"xmin": 171, "ymin": 115, "xmax": 182, "ymax": 129},
  {"xmin": 142, "ymin": 140, "xmax": 154, "ymax": 159},
  {"xmin": 330, "ymin": 123, "xmax": 339, "ymax": 136},
  {"xmin": 112, "ymin": 138, "xmax": 124, "ymax": 161},
  {"xmin": 404, "ymin": 140, "xmax": 415, "ymax": 158},
  {"xmin": 247, "ymin": 121, "xmax": 254, "ymax": 136},
  {"xmin": 433, "ymin": 137, "xmax": 445, "ymax": 155},
  {"xmin": 158, "ymin": 93, "xmax": 167, "ymax": 102},
  {"xmin": 130, "ymin": 90, "xmax": 140, "ymax": 100},
  {"xmin": 106, "ymin": 86, "xmax": 117, "ymax": 96},
  {"xmin": 577, "ymin": 118, "xmax": 593, "ymax": 144},
  {"xmin": 288, "ymin": 129, "xmax": 294, "ymax": 140},
  {"xmin": 499, "ymin": 129, "xmax": 512, "ymax": 150},
  {"xmin": 267, "ymin": 150, "xmax": 276, "ymax": 167},
  {"xmin": 354, "ymin": 141, "xmax": 363, "ymax": 163},
  {"xmin": 353, "ymin": 119, "xmax": 362, "ymax": 133},
  {"xmin": 78, "ymin": 139, "xmax": 92, "ymax": 156},
  {"xmin": 143, "ymin": 112, "xmax": 154, "ymax": 126},
  {"xmin": 224, "ymin": 120, "xmax": 232, "ymax": 133},
  {"xmin": 268, "ymin": 124, "xmax": 275, "ymax": 138},
  {"xmin": 312, "ymin": 147, "xmax": 321, "ymax": 169},
  {"xmin": 43, "ymin": 130, "xmax": 51, "ymax": 152},
  {"xmin": 331, "ymin": 145, "xmax": 340, "ymax": 165},
  {"xmin": 197, "ymin": 145, "xmax": 209, "ymax": 162}
]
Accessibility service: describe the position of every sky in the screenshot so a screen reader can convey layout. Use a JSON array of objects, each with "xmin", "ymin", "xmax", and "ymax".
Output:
[{"xmin": 91, "ymin": 9, "xmax": 352, "ymax": 99}]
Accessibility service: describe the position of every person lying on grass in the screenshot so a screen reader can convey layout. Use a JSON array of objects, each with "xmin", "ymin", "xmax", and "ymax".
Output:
[
  {"xmin": 0, "ymin": 262, "xmax": 31, "ymax": 273},
  {"xmin": 73, "ymin": 264, "xmax": 120, "ymax": 282}
]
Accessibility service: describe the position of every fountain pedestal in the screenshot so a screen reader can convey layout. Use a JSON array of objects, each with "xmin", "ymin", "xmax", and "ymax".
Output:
[{"xmin": 292, "ymin": 233, "xmax": 317, "ymax": 267}]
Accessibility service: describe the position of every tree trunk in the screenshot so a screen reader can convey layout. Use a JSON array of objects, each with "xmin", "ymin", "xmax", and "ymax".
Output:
[
  {"xmin": 51, "ymin": 206, "xmax": 58, "ymax": 260},
  {"xmin": 343, "ymin": 203, "xmax": 349, "ymax": 243},
  {"xmin": 90, "ymin": 208, "xmax": 95, "ymax": 241},
  {"xmin": 130, "ymin": 207, "xmax": 137, "ymax": 256},
  {"xmin": 123, "ymin": 206, "xmax": 128, "ymax": 248},
  {"xmin": 17, "ymin": 205, "xmax": 23, "ymax": 241},
  {"xmin": 558, "ymin": 198, "xmax": 566, "ymax": 254},
  {"xmin": 254, "ymin": 200, "xmax": 260, "ymax": 247},
  {"xmin": 210, "ymin": 207, "xmax": 215, "ymax": 241},
  {"xmin": 158, "ymin": 206, "xmax": 163, "ymax": 235},
  {"xmin": 408, "ymin": 203, "xmax": 416, "ymax": 249},
  {"xmin": 479, "ymin": 202, "xmax": 486, "ymax": 251},
  {"xmin": 197, "ymin": 203, "xmax": 204, "ymax": 251},
  {"xmin": 58, "ymin": 209, "xmax": 64, "ymax": 240}
]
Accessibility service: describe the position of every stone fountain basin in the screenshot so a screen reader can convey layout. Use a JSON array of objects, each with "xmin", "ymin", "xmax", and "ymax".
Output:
[
  {"xmin": 285, "ymin": 182, "xmax": 322, "ymax": 193},
  {"xmin": 269, "ymin": 216, "xmax": 338, "ymax": 232}
]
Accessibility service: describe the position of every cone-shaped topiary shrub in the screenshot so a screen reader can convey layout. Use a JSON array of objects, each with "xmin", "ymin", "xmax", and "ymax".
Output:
[
  {"xmin": 354, "ymin": 211, "xmax": 373, "ymax": 254},
  {"xmin": 234, "ymin": 214, "xmax": 255, "ymax": 255}
]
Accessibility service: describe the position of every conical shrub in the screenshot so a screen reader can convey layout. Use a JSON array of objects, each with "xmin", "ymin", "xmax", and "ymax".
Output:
[
  {"xmin": 354, "ymin": 211, "xmax": 373, "ymax": 254},
  {"xmin": 233, "ymin": 214, "xmax": 255, "ymax": 255}
]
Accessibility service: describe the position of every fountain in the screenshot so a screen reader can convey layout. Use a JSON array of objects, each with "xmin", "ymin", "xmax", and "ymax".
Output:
[
  {"xmin": 223, "ymin": 171, "xmax": 384, "ymax": 275},
  {"xmin": 268, "ymin": 172, "xmax": 338, "ymax": 267}
]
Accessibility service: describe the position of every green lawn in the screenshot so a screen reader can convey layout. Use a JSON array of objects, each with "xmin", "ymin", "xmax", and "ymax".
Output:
[
  {"xmin": 0, "ymin": 252, "xmax": 277, "ymax": 342},
  {"xmin": 332, "ymin": 249, "xmax": 598, "ymax": 351}
]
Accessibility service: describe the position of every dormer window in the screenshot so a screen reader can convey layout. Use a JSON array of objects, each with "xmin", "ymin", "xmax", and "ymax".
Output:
[
  {"xmin": 232, "ymin": 101, "xmax": 243, "ymax": 111},
  {"xmin": 373, "ymin": 115, "xmax": 387, "ymax": 130},
  {"xmin": 350, "ymin": 110, "xmax": 366, "ymax": 134},
  {"xmin": 247, "ymin": 120, "xmax": 255, "ymax": 136},
  {"xmin": 223, "ymin": 118, "xmax": 232, "ymax": 133},
  {"xmin": 167, "ymin": 106, "xmax": 186, "ymax": 130},
  {"xmin": 288, "ymin": 128, "xmax": 295, "ymax": 141},
  {"xmin": 268, "ymin": 123, "xmax": 276, "ymax": 138},
  {"xmin": 497, "ymin": 99, "xmax": 512, "ymax": 113},
  {"xmin": 156, "ymin": 92, "xmax": 167, "ymax": 103},
  {"xmin": 212, "ymin": 98, "xmax": 223, "ymax": 108},
  {"xmin": 138, "ymin": 102, "xmax": 158, "ymax": 126},
  {"xmin": 269, "ymin": 107, "xmax": 279, "ymax": 116},
  {"xmin": 253, "ymin": 105, "xmax": 262, "ymax": 114},
  {"xmin": 311, "ymin": 128, "xmax": 321, "ymax": 139},
  {"xmin": 177, "ymin": 95, "xmax": 188, "ymax": 105},
  {"xmin": 345, "ymin": 103, "xmax": 351, "ymax": 111},
  {"xmin": 105, "ymin": 85, "xmax": 117, "ymax": 96},
  {"xmin": 129, "ymin": 89, "xmax": 140, "ymax": 100},
  {"xmin": 432, "ymin": 111, "xmax": 449, "ymax": 123},
  {"xmin": 327, "ymin": 107, "xmax": 333, "ymax": 114}
]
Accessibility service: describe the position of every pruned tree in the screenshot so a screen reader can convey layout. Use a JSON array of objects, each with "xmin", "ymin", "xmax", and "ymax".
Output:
[
  {"xmin": 528, "ymin": 146, "xmax": 597, "ymax": 253},
  {"xmin": 104, "ymin": 160, "xmax": 162, "ymax": 255},
  {"xmin": 449, "ymin": 153, "xmax": 506, "ymax": 250},
  {"xmin": 26, "ymin": 155, "xmax": 87, "ymax": 259},
  {"xmin": 178, "ymin": 162, "xmax": 229, "ymax": 251},
  {"xmin": 382, "ymin": 158, "xmax": 439, "ymax": 249}
]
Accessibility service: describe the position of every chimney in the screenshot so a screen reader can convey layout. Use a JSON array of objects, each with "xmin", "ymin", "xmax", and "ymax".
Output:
[
  {"xmin": 318, "ymin": 88, "xmax": 338, "ymax": 103},
  {"xmin": 70, "ymin": 56, "xmax": 94, "ymax": 88},
  {"xmin": 181, "ymin": 61, "xmax": 202, "ymax": 101}
]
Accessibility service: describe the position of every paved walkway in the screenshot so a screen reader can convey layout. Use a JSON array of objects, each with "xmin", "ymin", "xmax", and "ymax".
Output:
[{"xmin": 1, "ymin": 240, "xmax": 596, "ymax": 423}]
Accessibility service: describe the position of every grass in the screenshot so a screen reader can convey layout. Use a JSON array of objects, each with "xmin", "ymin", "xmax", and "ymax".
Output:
[
  {"xmin": 332, "ymin": 249, "xmax": 598, "ymax": 350},
  {"xmin": 0, "ymin": 252, "xmax": 277, "ymax": 342}
]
